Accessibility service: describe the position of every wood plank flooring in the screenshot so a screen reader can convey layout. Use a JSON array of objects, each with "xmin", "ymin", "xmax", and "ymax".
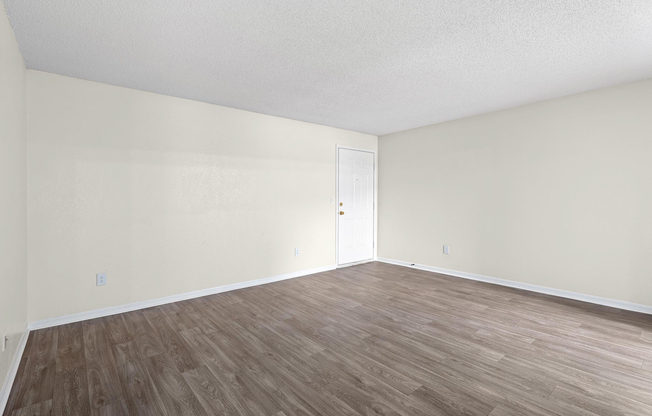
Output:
[{"xmin": 4, "ymin": 262, "xmax": 652, "ymax": 416}]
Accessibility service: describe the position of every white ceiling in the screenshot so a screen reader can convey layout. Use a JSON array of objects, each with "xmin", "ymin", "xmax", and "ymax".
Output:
[{"xmin": 5, "ymin": 1, "xmax": 652, "ymax": 135}]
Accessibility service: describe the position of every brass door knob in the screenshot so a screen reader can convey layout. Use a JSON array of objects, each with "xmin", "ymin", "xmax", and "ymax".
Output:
[
  {"xmin": 340, "ymin": 211, "xmax": 345, "ymax": 215},
  {"xmin": 340, "ymin": 202, "xmax": 343, "ymax": 206}
]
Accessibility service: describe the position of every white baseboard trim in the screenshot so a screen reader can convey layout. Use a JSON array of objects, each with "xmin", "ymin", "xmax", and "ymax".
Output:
[
  {"xmin": 377, "ymin": 257, "xmax": 652, "ymax": 315},
  {"xmin": 28, "ymin": 264, "xmax": 337, "ymax": 331},
  {"xmin": 0, "ymin": 328, "xmax": 30, "ymax": 415}
]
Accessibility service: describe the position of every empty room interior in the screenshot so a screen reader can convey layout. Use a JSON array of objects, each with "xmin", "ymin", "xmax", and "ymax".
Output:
[{"xmin": 2, "ymin": 1, "xmax": 652, "ymax": 415}]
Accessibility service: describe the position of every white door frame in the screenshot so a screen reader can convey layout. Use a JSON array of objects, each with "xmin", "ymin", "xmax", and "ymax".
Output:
[{"xmin": 335, "ymin": 145, "xmax": 377, "ymax": 267}]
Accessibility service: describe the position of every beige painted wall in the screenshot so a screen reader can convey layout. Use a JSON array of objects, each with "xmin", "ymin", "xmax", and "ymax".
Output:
[
  {"xmin": 0, "ymin": 4, "xmax": 27, "ymax": 390},
  {"xmin": 26, "ymin": 70, "xmax": 377, "ymax": 323},
  {"xmin": 379, "ymin": 79, "xmax": 652, "ymax": 307}
]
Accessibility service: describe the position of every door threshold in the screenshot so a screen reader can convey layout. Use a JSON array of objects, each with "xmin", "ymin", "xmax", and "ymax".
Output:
[{"xmin": 337, "ymin": 259, "xmax": 374, "ymax": 268}]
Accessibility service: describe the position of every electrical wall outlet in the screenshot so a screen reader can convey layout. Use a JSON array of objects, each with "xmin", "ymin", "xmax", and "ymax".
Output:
[
  {"xmin": 2, "ymin": 331, "xmax": 7, "ymax": 352},
  {"xmin": 443, "ymin": 245, "xmax": 450, "ymax": 255},
  {"xmin": 96, "ymin": 272, "xmax": 107, "ymax": 286},
  {"xmin": 295, "ymin": 248, "xmax": 300, "ymax": 257}
]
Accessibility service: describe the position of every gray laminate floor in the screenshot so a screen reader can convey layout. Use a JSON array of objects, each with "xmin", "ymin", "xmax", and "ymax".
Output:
[{"xmin": 4, "ymin": 262, "xmax": 652, "ymax": 416}]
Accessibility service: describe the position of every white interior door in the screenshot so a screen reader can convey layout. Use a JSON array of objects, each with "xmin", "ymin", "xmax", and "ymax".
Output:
[{"xmin": 338, "ymin": 148, "xmax": 374, "ymax": 265}]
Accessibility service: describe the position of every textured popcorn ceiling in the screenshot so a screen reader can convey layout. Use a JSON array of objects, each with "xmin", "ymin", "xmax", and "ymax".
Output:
[{"xmin": 5, "ymin": 0, "xmax": 652, "ymax": 135}]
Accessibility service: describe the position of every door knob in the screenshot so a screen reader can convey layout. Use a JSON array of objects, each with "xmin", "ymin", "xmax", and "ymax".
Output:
[
  {"xmin": 340, "ymin": 202, "xmax": 343, "ymax": 206},
  {"xmin": 340, "ymin": 211, "xmax": 344, "ymax": 215}
]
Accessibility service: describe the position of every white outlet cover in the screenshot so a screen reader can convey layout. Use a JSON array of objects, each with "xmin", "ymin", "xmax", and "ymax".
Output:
[
  {"xmin": 295, "ymin": 248, "xmax": 300, "ymax": 256},
  {"xmin": 96, "ymin": 272, "xmax": 107, "ymax": 286},
  {"xmin": 443, "ymin": 245, "xmax": 450, "ymax": 255}
]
